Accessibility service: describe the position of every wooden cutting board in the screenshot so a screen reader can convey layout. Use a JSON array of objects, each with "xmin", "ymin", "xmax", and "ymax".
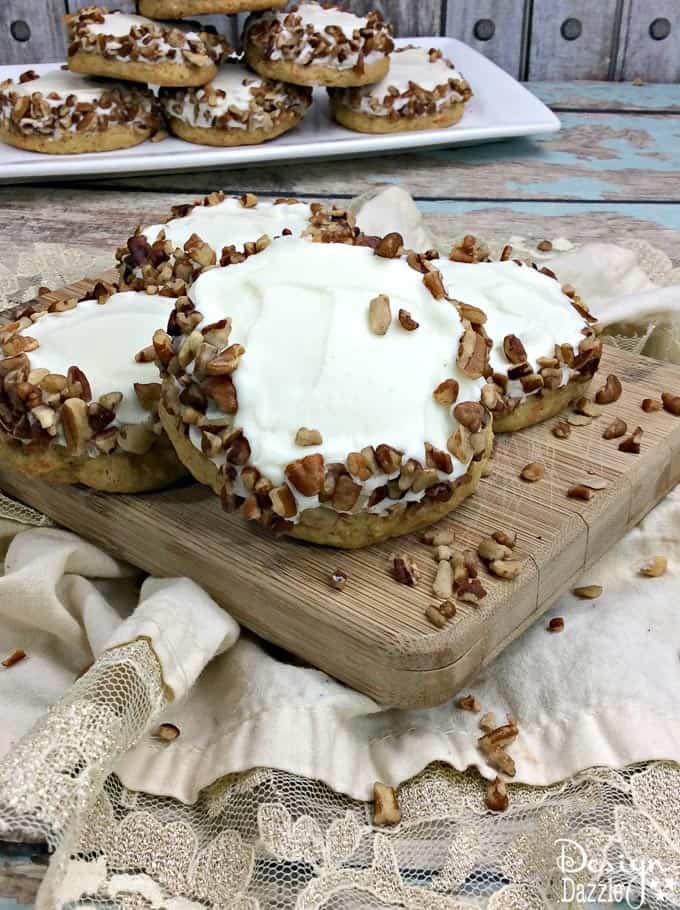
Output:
[{"xmin": 2, "ymin": 281, "xmax": 680, "ymax": 708}]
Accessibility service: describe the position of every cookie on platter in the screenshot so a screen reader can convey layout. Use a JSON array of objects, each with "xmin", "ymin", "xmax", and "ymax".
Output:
[{"xmin": 0, "ymin": 68, "xmax": 159, "ymax": 154}]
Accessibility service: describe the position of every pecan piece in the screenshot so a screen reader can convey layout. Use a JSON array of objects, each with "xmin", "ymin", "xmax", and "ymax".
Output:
[
  {"xmin": 1, "ymin": 648, "xmax": 26, "ymax": 669},
  {"xmin": 285, "ymin": 453, "xmax": 325, "ymax": 496},
  {"xmin": 641, "ymin": 398, "xmax": 662, "ymax": 412},
  {"xmin": 619, "ymin": 426, "xmax": 643, "ymax": 454},
  {"xmin": 573, "ymin": 584, "xmax": 602, "ymax": 599},
  {"xmin": 375, "ymin": 444, "xmax": 402, "ymax": 474},
  {"xmin": 662, "ymin": 392, "xmax": 680, "ymax": 416},
  {"xmin": 330, "ymin": 570, "xmax": 348, "ymax": 591},
  {"xmin": 595, "ymin": 374, "xmax": 622, "ymax": 405},
  {"xmin": 201, "ymin": 376, "xmax": 238, "ymax": 414},
  {"xmin": 269, "ymin": 484, "xmax": 297, "ymax": 518},
  {"xmin": 374, "ymin": 232, "xmax": 403, "ymax": 259},
  {"xmin": 457, "ymin": 694, "xmax": 481, "ymax": 712},
  {"xmin": 520, "ymin": 461, "xmax": 544, "ymax": 483},
  {"xmin": 489, "ymin": 559, "xmax": 522, "ymax": 580},
  {"xmin": 205, "ymin": 343, "xmax": 245, "ymax": 376},
  {"xmin": 453, "ymin": 401, "xmax": 485, "ymax": 433},
  {"xmin": 368, "ymin": 294, "xmax": 391, "ymax": 335},
  {"xmin": 392, "ymin": 553, "xmax": 420, "ymax": 586},
  {"xmin": 567, "ymin": 484, "xmax": 593, "ymax": 501},
  {"xmin": 372, "ymin": 782, "xmax": 401, "ymax": 827},
  {"xmin": 332, "ymin": 474, "xmax": 361, "ymax": 511},
  {"xmin": 503, "ymin": 334, "xmax": 527, "ymax": 365},
  {"xmin": 433, "ymin": 560, "xmax": 453, "ymax": 599},
  {"xmin": 62, "ymin": 398, "xmax": 91, "ymax": 455},
  {"xmin": 398, "ymin": 308, "xmax": 419, "ymax": 331},
  {"xmin": 425, "ymin": 605, "xmax": 447, "ymax": 628},
  {"xmin": 552, "ymin": 419, "xmax": 571, "ymax": 439},
  {"xmin": 639, "ymin": 555, "xmax": 667, "ymax": 577},
  {"xmin": 457, "ymin": 325, "xmax": 488, "ymax": 379},
  {"xmin": 547, "ymin": 617, "xmax": 565, "ymax": 633},
  {"xmin": 423, "ymin": 269, "xmax": 447, "ymax": 300},
  {"xmin": 433, "ymin": 379, "xmax": 459, "ymax": 406},
  {"xmin": 295, "ymin": 427, "xmax": 323, "ymax": 446},
  {"xmin": 485, "ymin": 777, "xmax": 509, "ymax": 812},
  {"xmin": 603, "ymin": 417, "xmax": 627, "ymax": 439}
]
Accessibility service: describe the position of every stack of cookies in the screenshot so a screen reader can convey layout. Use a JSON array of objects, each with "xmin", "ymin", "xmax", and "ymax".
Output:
[
  {"xmin": 0, "ymin": 2, "xmax": 473, "ymax": 154},
  {"xmin": 0, "ymin": 194, "xmax": 603, "ymax": 550}
]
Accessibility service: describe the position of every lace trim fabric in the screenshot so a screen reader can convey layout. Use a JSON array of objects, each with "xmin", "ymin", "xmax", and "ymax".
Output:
[
  {"xmin": 2, "ymin": 235, "xmax": 680, "ymax": 908},
  {"xmin": 2, "ymin": 640, "xmax": 679, "ymax": 910}
]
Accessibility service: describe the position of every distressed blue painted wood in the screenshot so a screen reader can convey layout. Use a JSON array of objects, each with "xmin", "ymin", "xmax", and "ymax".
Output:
[{"xmin": 532, "ymin": 81, "xmax": 680, "ymax": 113}]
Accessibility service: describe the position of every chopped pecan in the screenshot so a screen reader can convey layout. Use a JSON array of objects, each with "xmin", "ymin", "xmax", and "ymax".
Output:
[
  {"xmin": 1, "ymin": 648, "xmax": 26, "ymax": 669},
  {"xmin": 603, "ymin": 417, "xmax": 627, "ymax": 439},
  {"xmin": 368, "ymin": 294, "xmax": 391, "ymax": 335},
  {"xmin": 503, "ymin": 334, "xmax": 527, "ymax": 365},
  {"xmin": 457, "ymin": 694, "xmax": 481, "ymax": 712},
  {"xmin": 574, "ymin": 397, "xmax": 602, "ymax": 418},
  {"xmin": 552, "ymin": 419, "xmax": 571, "ymax": 439},
  {"xmin": 205, "ymin": 343, "xmax": 245, "ymax": 376},
  {"xmin": 433, "ymin": 560, "xmax": 453, "ymax": 599},
  {"xmin": 201, "ymin": 376, "xmax": 238, "ymax": 414},
  {"xmin": 619, "ymin": 426, "xmax": 643, "ymax": 454},
  {"xmin": 433, "ymin": 379, "xmax": 459, "ymax": 406},
  {"xmin": 392, "ymin": 553, "xmax": 420, "ymax": 586},
  {"xmin": 478, "ymin": 537, "xmax": 513, "ymax": 562},
  {"xmin": 485, "ymin": 777, "xmax": 509, "ymax": 812},
  {"xmin": 285, "ymin": 453, "xmax": 325, "ymax": 496},
  {"xmin": 269, "ymin": 484, "xmax": 297, "ymax": 518},
  {"xmin": 425, "ymin": 605, "xmax": 447, "ymax": 628},
  {"xmin": 488, "ymin": 559, "xmax": 522, "ymax": 580},
  {"xmin": 332, "ymin": 474, "xmax": 361, "ymax": 511},
  {"xmin": 492, "ymin": 529, "xmax": 516, "ymax": 549},
  {"xmin": 662, "ymin": 392, "xmax": 680, "ymax": 416},
  {"xmin": 547, "ymin": 617, "xmax": 565, "ymax": 633},
  {"xmin": 423, "ymin": 269, "xmax": 447, "ymax": 300},
  {"xmin": 453, "ymin": 401, "xmax": 485, "ymax": 433},
  {"xmin": 375, "ymin": 444, "xmax": 402, "ymax": 474},
  {"xmin": 457, "ymin": 325, "xmax": 488, "ymax": 379},
  {"xmin": 372, "ymin": 782, "xmax": 401, "ymax": 827},
  {"xmin": 62, "ymin": 398, "xmax": 91, "ymax": 455},
  {"xmin": 295, "ymin": 427, "xmax": 323, "ymax": 446},
  {"xmin": 639, "ymin": 555, "xmax": 667, "ymax": 577},
  {"xmin": 595, "ymin": 374, "xmax": 622, "ymax": 404},
  {"xmin": 567, "ymin": 484, "xmax": 593, "ymax": 501},
  {"xmin": 330, "ymin": 570, "xmax": 348, "ymax": 591},
  {"xmin": 398, "ymin": 308, "xmax": 419, "ymax": 331},
  {"xmin": 573, "ymin": 584, "xmax": 602, "ymax": 599},
  {"xmin": 641, "ymin": 398, "xmax": 662, "ymax": 412},
  {"xmin": 374, "ymin": 232, "xmax": 403, "ymax": 258}
]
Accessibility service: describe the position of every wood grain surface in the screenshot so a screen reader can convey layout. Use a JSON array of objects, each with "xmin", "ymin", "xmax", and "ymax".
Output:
[
  {"xmin": 445, "ymin": 0, "xmax": 528, "ymax": 79},
  {"xmin": 0, "ymin": 0, "xmax": 67, "ymax": 66},
  {"xmin": 528, "ymin": 0, "xmax": 622, "ymax": 81}
]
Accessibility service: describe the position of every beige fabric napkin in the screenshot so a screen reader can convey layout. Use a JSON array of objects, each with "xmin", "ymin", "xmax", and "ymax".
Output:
[{"xmin": 1, "ymin": 188, "xmax": 679, "ymax": 804}]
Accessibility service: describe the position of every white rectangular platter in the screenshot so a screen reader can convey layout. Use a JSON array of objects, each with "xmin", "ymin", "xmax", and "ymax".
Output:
[{"xmin": 0, "ymin": 37, "xmax": 559, "ymax": 183}]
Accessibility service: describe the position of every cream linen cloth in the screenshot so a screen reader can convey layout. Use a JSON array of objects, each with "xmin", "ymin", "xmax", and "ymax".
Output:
[{"xmin": 1, "ymin": 187, "xmax": 680, "ymax": 804}]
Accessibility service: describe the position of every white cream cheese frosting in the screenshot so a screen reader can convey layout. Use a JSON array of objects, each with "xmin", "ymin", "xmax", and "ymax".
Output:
[
  {"xmin": 29, "ymin": 291, "xmax": 175, "ymax": 426},
  {"xmin": 439, "ymin": 259, "xmax": 587, "ymax": 392},
  {"xmin": 143, "ymin": 197, "xmax": 313, "ymax": 253},
  {"xmin": 11, "ymin": 69, "xmax": 112, "ymax": 102},
  {"xmin": 349, "ymin": 46, "xmax": 467, "ymax": 115},
  {"xmin": 185, "ymin": 239, "xmax": 484, "ymax": 516},
  {"xmin": 86, "ymin": 12, "xmax": 156, "ymax": 38}
]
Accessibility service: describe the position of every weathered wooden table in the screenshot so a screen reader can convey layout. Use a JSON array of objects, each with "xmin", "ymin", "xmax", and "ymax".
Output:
[{"xmin": 1, "ymin": 80, "xmax": 679, "ymax": 907}]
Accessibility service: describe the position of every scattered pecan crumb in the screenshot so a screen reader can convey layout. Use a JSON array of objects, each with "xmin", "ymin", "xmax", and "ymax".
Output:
[
  {"xmin": 492, "ymin": 530, "xmax": 517, "ymax": 549},
  {"xmin": 603, "ymin": 417, "xmax": 627, "ymax": 440},
  {"xmin": 573, "ymin": 584, "xmax": 602, "ymax": 599},
  {"xmin": 478, "ymin": 537, "xmax": 513, "ymax": 562},
  {"xmin": 552, "ymin": 419, "xmax": 571, "ymax": 439},
  {"xmin": 489, "ymin": 559, "xmax": 522, "ymax": 580},
  {"xmin": 373, "ymin": 782, "xmax": 401, "ymax": 826},
  {"xmin": 425, "ymin": 604, "xmax": 447, "ymax": 628},
  {"xmin": 479, "ymin": 712, "xmax": 497, "ymax": 732},
  {"xmin": 330, "ymin": 569, "xmax": 348, "ymax": 591},
  {"xmin": 368, "ymin": 294, "xmax": 391, "ymax": 335},
  {"xmin": 433, "ymin": 379, "xmax": 459, "ymax": 406},
  {"xmin": 595, "ymin": 374, "xmax": 622, "ymax": 405},
  {"xmin": 435, "ymin": 545, "xmax": 453, "ymax": 562},
  {"xmin": 567, "ymin": 484, "xmax": 593, "ymax": 501},
  {"xmin": 392, "ymin": 553, "xmax": 420, "ymax": 586},
  {"xmin": 485, "ymin": 777, "xmax": 509, "ymax": 812},
  {"xmin": 1, "ymin": 649, "xmax": 26, "ymax": 668},
  {"xmin": 574, "ymin": 397, "xmax": 603, "ymax": 418},
  {"xmin": 580, "ymin": 475, "xmax": 608, "ymax": 490},
  {"xmin": 641, "ymin": 398, "xmax": 662, "ymax": 413},
  {"xmin": 240, "ymin": 192, "xmax": 258, "ymax": 208},
  {"xmin": 547, "ymin": 617, "xmax": 564, "ymax": 633},
  {"xmin": 457, "ymin": 694, "xmax": 481, "ymax": 712},
  {"xmin": 536, "ymin": 239, "xmax": 552, "ymax": 252},
  {"xmin": 295, "ymin": 427, "xmax": 322, "ymax": 446},
  {"xmin": 619, "ymin": 426, "xmax": 643, "ymax": 454},
  {"xmin": 433, "ymin": 560, "xmax": 453, "ymax": 599},
  {"xmin": 478, "ymin": 718, "xmax": 518, "ymax": 778},
  {"xmin": 639, "ymin": 556, "xmax": 667, "ymax": 578},
  {"xmin": 662, "ymin": 392, "xmax": 680, "ymax": 416},
  {"xmin": 154, "ymin": 723, "xmax": 180, "ymax": 741},
  {"xmin": 422, "ymin": 528, "xmax": 454, "ymax": 547},
  {"xmin": 374, "ymin": 232, "xmax": 403, "ymax": 259},
  {"xmin": 520, "ymin": 462, "xmax": 544, "ymax": 483},
  {"xmin": 568, "ymin": 413, "xmax": 592, "ymax": 427},
  {"xmin": 398, "ymin": 308, "xmax": 419, "ymax": 331},
  {"xmin": 439, "ymin": 599, "xmax": 456, "ymax": 619}
]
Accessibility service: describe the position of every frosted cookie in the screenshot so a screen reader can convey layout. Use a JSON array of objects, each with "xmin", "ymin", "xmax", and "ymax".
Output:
[
  {"xmin": 139, "ymin": 0, "xmax": 287, "ymax": 17},
  {"xmin": 66, "ymin": 7, "xmax": 230, "ymax": 87},
  {"xmin": 243, "ymin": 2, "xmax": 394, "ymax": 88},
  {"xmin": 156, "ymin": 235, "xmax": 493, "ymax": 549},
  {"xmin": 0, "ymin": 68, "xmax": 160, "ymax": 154},
  {"xmin": 118, "ymin": 193, "xmax": 317, "ymax": 289},
  {"xmin": 0, "ymin": 286, "xmax": 186, "ymax": 492},
  {"xmin": 329, "ymin": 46, "xmax": 472, "ymax": 133},
  {"xmin": 160, "ymin": 62, "xmax": 312, "ymax": 146},
  {"xmin": 440, "ymin": 240, "xmax": 601, "ymax": 433}
]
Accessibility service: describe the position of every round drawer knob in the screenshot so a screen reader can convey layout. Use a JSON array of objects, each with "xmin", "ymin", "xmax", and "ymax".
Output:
[
  {"xmin": 649, "ymin": 17, "xmax": 671, "ymax": 40},
  {"xmin": 10, "ymin": 20, "xmax": 31, "ymax": 42},
  {"xmin": 473, "ymin": 18, "xmax": 495, "ymax": 41}
]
